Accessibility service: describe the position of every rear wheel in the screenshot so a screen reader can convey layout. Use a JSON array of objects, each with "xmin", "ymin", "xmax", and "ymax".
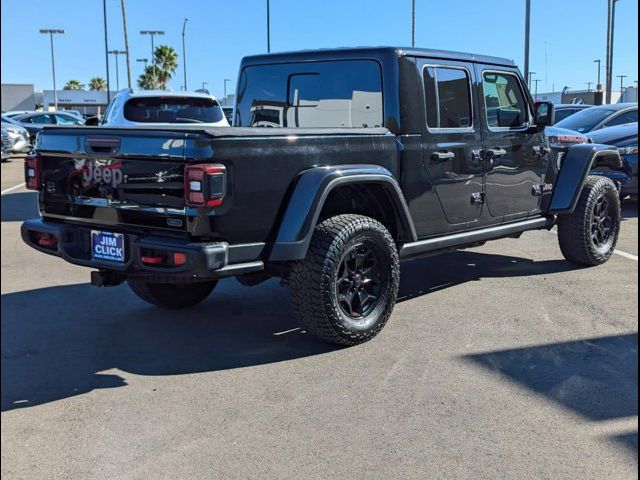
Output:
[
  {"xmin": 127, "ymin": 279, "xmax": 217, "ymax": 309},
  {"xmin": 289, "ymin": 214, "xmax": 400, "ymax": 346},
  {"xmin": 557, "ymin": 175, "xmax": 621, "ymax": 266}
]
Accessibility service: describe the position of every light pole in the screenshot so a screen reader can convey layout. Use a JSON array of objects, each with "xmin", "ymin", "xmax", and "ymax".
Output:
[
  {"xmin": 586, "ymin": 82, "xmax": 593, "ymax": 92},
  {"xmin": 617, "ymin": 74, "xmax": 627, "ymax": 101},
  {"xmin": 594, "ymin": 59, "xmax": 602, "ymax": 89},
  {"xmin": 103, "ymin": 0, "xmax": 111, "ymax": 103},
  {"xmin": 605, "ymin": 0, "xmax": 621, "ymax": 104},
  {"xmin": 412, "ymin": 0, "xmax": 416, "ymax": 48},
  {"xmin": 108, "ymin": 50, "xmax": 127, "ymax": 91},
  {"xmin": 528, "ymin": 71, "xmax": 536, "ymax": 88},
  {"xmin": 201, "ymin": 81, "xmax": 208, "ymax": 93},
  {"xmin": 266, "ymin": 0, "xmax": 271, "ymax": 53},
  {"xmin": 182, "ymin": 18, "xmax": 189, "ymax": 91},
  {"xmin": 140, "ymin": 30, "xmax": 164, "ymax": 88},
  {"xmin": 39, "ymin": 29, "xmax": 65, "ymax": 111},
  {"xmin": 223, "ymin": 79, "xmax": 231, "ymax": 106},
  {"xmin": 524, "ymin": 0, "xmax": 531, "ymax": 90},
  {"xmin": 533, "ymin": 79, "xmax": 541, "ymax": 96}
]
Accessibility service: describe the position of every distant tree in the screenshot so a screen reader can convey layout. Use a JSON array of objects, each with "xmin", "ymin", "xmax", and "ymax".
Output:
[
  {"xmin": 88, "ymin": 77, "xmax": 107, "ymax": 91},
  {"xmin": 137, "ymin": 65, "xmax": 160, "ymax": 90},
  {"xmin": 143, "ymin": 45, "xmax": 178, "ymax": 90},
  {"xmin": 63, "ymin": 79, "xmax": 84, "ymax": 90}
]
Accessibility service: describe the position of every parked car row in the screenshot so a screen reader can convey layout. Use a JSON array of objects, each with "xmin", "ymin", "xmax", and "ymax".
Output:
[{"xmin": 1, "ymin": 115, "xmax": 31, "ymax": 154}]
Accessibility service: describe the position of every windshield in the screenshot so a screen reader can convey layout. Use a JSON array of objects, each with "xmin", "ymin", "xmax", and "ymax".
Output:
[
  {"xmin": 555, "ymin": 107, "xmax": 617, "ymax": 133},
  {"xmin": 123, "ymin": 96, "xmax": 225, "ymax": 124}
]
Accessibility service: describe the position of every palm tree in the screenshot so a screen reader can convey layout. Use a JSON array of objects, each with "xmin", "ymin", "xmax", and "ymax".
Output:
[
  {"xmin": 137, "ymin": 65, "xmax": 160, "ymax": 90},
  {"xmin": 88, "ymin": 77, "xmax": 107, "ymax": 91},
  {"xmin": 63, "ymin": 79, "xmax": 84, "ymax": 90},
  {"xmin": 152, "ymin": 45, "xmax": 178, "ymax": 90}
]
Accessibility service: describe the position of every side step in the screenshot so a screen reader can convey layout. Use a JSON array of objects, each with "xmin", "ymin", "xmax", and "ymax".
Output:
[{"xmin": 399, "ymin": 217, "xmax": 552, "ymax": 259}]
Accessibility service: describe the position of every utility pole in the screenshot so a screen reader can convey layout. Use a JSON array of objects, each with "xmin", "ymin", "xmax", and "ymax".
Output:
[
  {"xmin": 182, "ymin": 18, "xmax": 189, "ymax": 91},
  {"xmin": 108, "ymin": 50, "xmax": 127, "ymax": 91},
  {"xmin": 120, "ymin": 0, "xmax": 132, "ymax": 88},
  {"xmin": 140, "ymin": 30, "xmax": 165, "ymax": 88},
  {"xmin": 524, "ymin": 0, "xmax": 531, "ymax": 89},
  {"xmin": 412, "ymin": 0, "xmax": 416, "ymax": 47},
  {"xmin": 586, "ymin": 82, "xmax": 593, "ymax": 92},
  {"xmin": 39, "ymin": 29, "xmax": 65, "ymax": 111},
  {"xmin": 266, "ymin": 0, "xmax": 271, "ymax": 53},
  {"xmin": 528, "ymin": 71, "xmax": 536, "ymax": 88},
  {"xmin": 533, "ymin": 79, "xmax": 541, "ymax": 96},
  {"xmin": 103, "ymin": 0, "xmax": 110, "ymax": 103},
  {"xmin": 202, "ymin": 81, "xmax": 208, "ymax": 92},
  {"xmin": 617, "ymin": 74, "xmax": 627, "ymax": 101}
]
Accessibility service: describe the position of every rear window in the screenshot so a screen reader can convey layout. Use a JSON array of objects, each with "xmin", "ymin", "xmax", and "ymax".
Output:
[
  {"xmin": 123, "ymin": 96, "xmax": 225, "ymax": 124},
  {"xmin": 235, "ymin": 60, "xmax": 383, "ymax": 128}
]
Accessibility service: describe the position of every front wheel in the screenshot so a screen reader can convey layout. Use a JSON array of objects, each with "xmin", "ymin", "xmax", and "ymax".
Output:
[
  {"xmin": 127, "ymin": 279, "xmax": 217, "ymax": 309},
  {"xmin": 557, "ymin": 175, "xmax": 621, "ymax": 266},
  {"xmin": 289, "ymin": 214, "xmax": 400, "ymax": 346}
]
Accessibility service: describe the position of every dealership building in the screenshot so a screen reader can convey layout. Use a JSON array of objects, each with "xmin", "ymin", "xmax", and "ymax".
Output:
[{"xmin": 2, "ymin": 83, "xmax": 116, "ymax": 115}]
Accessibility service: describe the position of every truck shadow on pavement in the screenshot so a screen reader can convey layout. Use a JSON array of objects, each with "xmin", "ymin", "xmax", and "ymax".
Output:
[
  {"xmin": 465, "ymin": 333, "xmax": 638, "ymax": 457},
  {"xmin": 1, "ymin": 191, "xmax": 39, "ymax": 222},
  {"xmin": 0, "ymin": 251, "xmax": 604, "ymax": 412}
]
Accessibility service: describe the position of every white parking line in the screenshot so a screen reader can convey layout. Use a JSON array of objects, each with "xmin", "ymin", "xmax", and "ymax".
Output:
[
  {"xmin": 1, "ymin": 182, "xmax": 25, "ymax": 195},
  {"xmin": 547, "ymin": 229, "xmax": 638, "ymax": 262}
]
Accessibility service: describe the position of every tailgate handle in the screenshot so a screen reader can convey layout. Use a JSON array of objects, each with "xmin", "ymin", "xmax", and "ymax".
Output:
[{"xmin": 85, "ymin": 137, "xmax": 121, "ymax": 155}]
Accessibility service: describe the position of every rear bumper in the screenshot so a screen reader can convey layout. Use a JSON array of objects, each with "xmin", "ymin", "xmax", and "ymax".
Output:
[{"xmin": 21, "ymin": 218, "xmax": 264, "ymax": 281}]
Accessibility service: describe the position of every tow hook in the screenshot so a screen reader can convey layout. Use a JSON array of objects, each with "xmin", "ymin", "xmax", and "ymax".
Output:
[{"xmin": 90, "ymin": 270, "xmax": 126, "ymax": 287}]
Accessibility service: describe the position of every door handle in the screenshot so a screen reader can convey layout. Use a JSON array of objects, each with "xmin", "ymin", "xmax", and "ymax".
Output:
[
  {"xmin": 484, "ymin": 148, "xmax": 507, "ymax": 159},
  {"xmin": 431, "ymin": 151, "xmax": 456, "ymax": 162}
]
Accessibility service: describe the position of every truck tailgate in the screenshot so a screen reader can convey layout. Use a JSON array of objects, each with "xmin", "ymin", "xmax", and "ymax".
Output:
[{"xmin": 35, "ymin": 128, "xmax": 212, "ymax": 232}]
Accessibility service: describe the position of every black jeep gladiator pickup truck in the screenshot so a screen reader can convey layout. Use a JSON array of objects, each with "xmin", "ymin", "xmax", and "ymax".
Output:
[{"xmin": 22, "ymin": 47, "xmax": 624, "ymax": 345}]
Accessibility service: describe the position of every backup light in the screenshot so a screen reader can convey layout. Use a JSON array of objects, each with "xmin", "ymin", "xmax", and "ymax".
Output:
[{"xmin": 184, "ymin": 164, "xmax": 226, "ymax": 208}]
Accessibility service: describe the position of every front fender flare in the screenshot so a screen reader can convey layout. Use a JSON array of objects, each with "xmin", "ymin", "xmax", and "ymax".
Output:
[
  {"xmin": 549, "ymin": 143, "xmax": 622, "ymax": 214},
  {"xmin": 268, "ymin": 165, "xmax": 417, "ymax": 261}
]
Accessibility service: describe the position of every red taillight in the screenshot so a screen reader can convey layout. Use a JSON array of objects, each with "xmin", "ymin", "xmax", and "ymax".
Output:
[
  {"xmin": 33, "ymin": 232, "xmax": 58, "ymax": 249},
  {"xmin": 184, "ymin": 164, "xmax": 226, "ymax": 208},
  {"xmin": 25, "ymin": 156, "xmax": 41, "ymax": 190}
]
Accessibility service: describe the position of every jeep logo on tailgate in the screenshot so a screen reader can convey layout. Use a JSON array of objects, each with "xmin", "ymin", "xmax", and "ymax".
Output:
[{"xmin": 82, "ymin": 162, "xmax": 124, "ymax": 188}]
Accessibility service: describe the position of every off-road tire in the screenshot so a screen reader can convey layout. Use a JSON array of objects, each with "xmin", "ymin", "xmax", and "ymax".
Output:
[
  {"xmin": 557, "ymin": 175, "xmax": 621, "ymax": 266},
  {"xmin": 289, "ymin": 214, "xmax": 400, "ymax": 346},
  {"xmin": 127, "ymin": 279, "xmax": 217, "ymax": 309}
]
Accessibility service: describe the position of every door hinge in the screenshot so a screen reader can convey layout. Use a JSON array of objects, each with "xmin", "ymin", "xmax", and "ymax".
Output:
[{"xmin": 471, "ymin": 192, "xmax": 485, "ymax": 205}]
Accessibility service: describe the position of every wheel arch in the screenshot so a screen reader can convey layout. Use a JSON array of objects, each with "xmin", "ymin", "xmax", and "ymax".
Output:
[
  {"xmin": 549, "ymin": 143, "xmax": 623, "ymax": 214},
  {"xmin": 268, "ymin": 165, "xmax": 417, "ymax": 261}
]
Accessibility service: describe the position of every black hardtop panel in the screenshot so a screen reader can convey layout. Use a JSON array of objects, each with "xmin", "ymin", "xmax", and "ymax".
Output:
[{"xmin": 241, "ymin": 46, "xmax": 516, "ymax": 68}]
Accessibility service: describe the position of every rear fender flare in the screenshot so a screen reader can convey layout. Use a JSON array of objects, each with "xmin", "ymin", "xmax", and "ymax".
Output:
[
  {"xmin": 549, "ymin": 143, "xmax": 622, "ymax": 214},
  {"xmin": 268, "ymin": 165, "xmax": 417, "ymax": 261}
]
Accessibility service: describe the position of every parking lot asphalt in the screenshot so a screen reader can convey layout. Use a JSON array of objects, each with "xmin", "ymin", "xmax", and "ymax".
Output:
[{"xmin": 1, "ymin": 157, "xmax": 637, "ymax": 480}]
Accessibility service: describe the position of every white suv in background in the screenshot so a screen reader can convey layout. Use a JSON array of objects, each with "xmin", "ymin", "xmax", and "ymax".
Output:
[{"xmin": 101, "ymin": 89, "xmax": 230, "ymax": 127}]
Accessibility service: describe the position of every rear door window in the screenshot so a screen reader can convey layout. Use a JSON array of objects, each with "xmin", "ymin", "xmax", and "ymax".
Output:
[
  {"xmin": 236, "ymin": 60, "xmax": 383, "ymax": 128},
  {"xmin": 423, "ymin": 66, "xmax": 472, "ymax": 129},
  {"xmin": 606, "ymin": 109, "xmax": 638, "ymax": 127},
  {"xmin": 123, "ymin": 97, "xmax": 225, "ymax": 123},
  {"xmin": 482, "ymin": 71, "xmax": 530, "ymax": 129},
  {"xmin": 31, "ymin": 114, "xmax": 55, "ymax": 125}
]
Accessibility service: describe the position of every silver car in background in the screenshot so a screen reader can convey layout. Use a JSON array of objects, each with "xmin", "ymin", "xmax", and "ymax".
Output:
[
  {"xmin": 1, "ymin": 115, "xmax": 31, "ymax": 153},
  {"xmin": 1, "ymin": 127, "xmax": 13, "ymax": 161}
]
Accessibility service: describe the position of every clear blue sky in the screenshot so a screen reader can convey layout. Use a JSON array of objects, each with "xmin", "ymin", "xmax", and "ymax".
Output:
[{"xmin": 1, "ymin": 0, "xmax": 638, "ymax": 98}]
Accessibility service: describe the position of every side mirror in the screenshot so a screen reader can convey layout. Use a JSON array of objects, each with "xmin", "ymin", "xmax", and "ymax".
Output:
[{"xmin": 534, "ymin": 101, "xmax": 555, "ymax": 127}]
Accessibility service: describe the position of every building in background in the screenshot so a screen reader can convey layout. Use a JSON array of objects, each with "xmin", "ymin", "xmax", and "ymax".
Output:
[
  {"xmin": 1, "ymin": 83, "xmax": 36, "ymax": 112},
  {"xmin": 535, "ymin": 88, "xmax": 624, "ymax": 105},
  {"xmin": 42, "ymin": 90, "xmax": 117, "ymax": 116}
]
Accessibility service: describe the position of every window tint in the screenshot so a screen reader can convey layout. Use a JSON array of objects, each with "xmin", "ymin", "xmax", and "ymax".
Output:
[
  {"xmin": 606, "ymin": 109, "xmax": 638, "ymax": 127},
  {"xmin": 55, "ymin": 114, "xmax": 77, "ymax": 125},
  {"xmin": 423, "ymin": 66, "xmax": 472, "ymax": 129},
  {"xmin": 554, "ymin": 108, "xmax": 580, "ymax": 123},
  {"xmin": 236, "ymin": 60, "xmax": 383, "ymax": 128},
  {"xmin": 31, "ymin": 114, "xmax": 55, "ymax": 125},
  {"xmin": 123, "ymin": 97, "xmax": 224, "ymax": 123},
  {"xmin": 482, "ymin": 72, "xmax": 529, "ymax": 128}
]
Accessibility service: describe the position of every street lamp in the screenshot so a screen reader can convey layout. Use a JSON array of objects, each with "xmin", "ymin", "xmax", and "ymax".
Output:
[
  {"xmin": 533, "ymin": 79, "xmax": 541, "ymax": 96},
  {"xmin": 528, "ymin": 71, "xmax": 536, "ymax": 87},
  {"xmin": 182, "ymin": 18, "xmax": 189, "ymax": 91},
  {"xmin": 108, "ymin": 50, "xmax": 127, "ymax": 91},
  {"xmin": 223, "ymin": 79, "xmax": 231, "ymax": 106},
  {"xmin": 411, "ymin": 0, "xmax": 416, "ymax": 48},
  {"xmin": 617, "ymin": 74, "xmax": 627, "ymax": 101},
  {"xmin": 140, "ymin": 30, "xmax": 164, "ymax": 88},
  {"xmin": 605, "ymin": 0, "xmax": 621, "ymax": 104},
  {"xmin": 266, "ymin": 0, "xmax": 271, "ymax": 53},
  {"xmin": 39, "ymin": 29, "xmax": 65, "ymax": 111},
  {"xmin": 594, "ymin": 59, "xmax": 602, "ymax": 89},
  {"xmin": 201, "ymin": 81, "xmax": 208, "ymax": 93},
  {"xmin": 524, "ymin": 0, "xmax": 531, "ymax": 89}
]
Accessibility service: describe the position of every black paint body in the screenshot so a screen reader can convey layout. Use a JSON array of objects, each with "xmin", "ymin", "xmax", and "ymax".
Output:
[{"xmin": 22, "ymin": 47, "xmax": 622, "ymax": 278}]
